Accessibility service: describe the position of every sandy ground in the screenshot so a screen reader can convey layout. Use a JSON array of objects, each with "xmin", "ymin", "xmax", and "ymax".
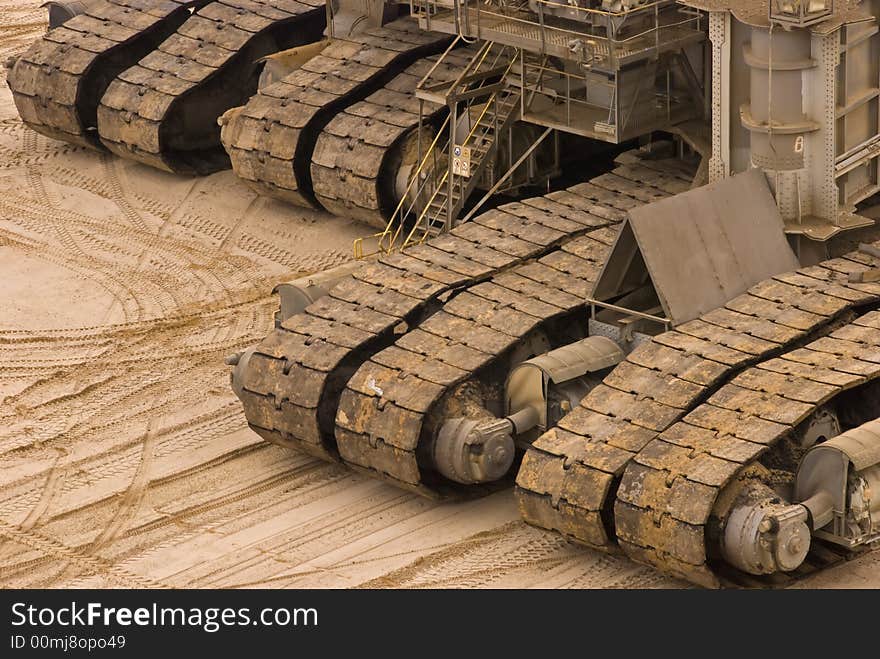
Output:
[{"xmin": 0, "ymin": 2, "xmax": 876, "ymax": 589}]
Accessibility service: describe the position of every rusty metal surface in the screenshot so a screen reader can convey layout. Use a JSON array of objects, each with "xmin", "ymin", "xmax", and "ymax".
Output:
[
  {"xmin": 6, "ymin": 0, "xmax": 204, "ymax": 149},
  {"xmin": 97, "ymin": 0, "xmax": 326, "ymax": 174},
  {"xmin": 335, "ymin": 208, "xmax": 622, "ymax": 495},
  {"xmin": 616, "ymin": 311, "xmax": 880, "ymax": 587},
  {"xmin": 311, "ymin": 47, "xmax": 476, "ymax": 228},
  {"xmin": 235, "ymin": 158, "xmax": 685, "ymax": 497},
  {"xmin": 221, "ymin": 18, "xmax": 451, "ymax": 208},
  {"xmin": 518, "ymin": 233, "xmax": 880, "ymax": 585}
]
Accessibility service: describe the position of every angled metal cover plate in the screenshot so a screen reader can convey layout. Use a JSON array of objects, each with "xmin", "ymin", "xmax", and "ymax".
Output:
[{"xmin": 593, "ymin": 168, "xmax": 799, "ymax": 326}]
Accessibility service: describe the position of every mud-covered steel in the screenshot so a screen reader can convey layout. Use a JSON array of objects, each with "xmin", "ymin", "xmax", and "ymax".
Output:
[
  {"xmin": 274, "ymin": 261, "xmax": 365, "ymax": 324},
  {"xmin": 518, "ymin": 239, "xmax": 880, "ymax": 582},
  {"xmin": 311, "ymin": 47, "xmax": 478, "ymax": 227},
  {"xmin": 609, "ymin": 309, "xmax": 880, "ymax": 587},
  {"xmin": 221, "ymin": 19, "xmax": 452, "ymax": 210},
  {"xmin": 333, "ymin": 166, "xmax": 676, "ymax": 496},
  {"xmin": 97, "ymin": 0, "xmax": 327, "ymax": 174},
  {"xmin": 7, "ymin": 0, "xmax": 205, "ymax": 149},
  {"xmin": 232, "ymin": 156, "xmax": 677, "ymax": 496}
]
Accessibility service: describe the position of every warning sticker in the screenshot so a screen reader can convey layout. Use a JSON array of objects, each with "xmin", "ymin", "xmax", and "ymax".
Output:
[{"xmin": 452, "ymin": 145, "xmax": 471, "ymax": 178}]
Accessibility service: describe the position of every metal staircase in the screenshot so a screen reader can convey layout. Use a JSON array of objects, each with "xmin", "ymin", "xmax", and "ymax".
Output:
[
  {"xmin": 417, "ymin": 85, "xmax": 521, "ymax": 239},
  {"xmin": 355, "ymin": 41, "xmax": 524, "ymax": 257}
]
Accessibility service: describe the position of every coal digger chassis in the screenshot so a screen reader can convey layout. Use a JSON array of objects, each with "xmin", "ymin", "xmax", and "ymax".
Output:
[{"xmin": 10, "ymin": 0, "xmax": 880, "ymax": 587}]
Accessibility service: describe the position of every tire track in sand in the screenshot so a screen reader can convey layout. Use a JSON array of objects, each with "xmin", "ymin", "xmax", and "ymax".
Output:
[{"xmin": 35, "ymin": 421, "xmax": 159, "ymax": 587}]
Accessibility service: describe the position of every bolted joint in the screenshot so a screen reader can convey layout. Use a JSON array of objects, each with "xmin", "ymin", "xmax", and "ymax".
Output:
[
  {"xmin": 721, "ymin": 481, "xmax": 811, "ymax": 575},
  {"xmin": 432, "ymin": 417, "xmax": 516, "ymax": 485}
]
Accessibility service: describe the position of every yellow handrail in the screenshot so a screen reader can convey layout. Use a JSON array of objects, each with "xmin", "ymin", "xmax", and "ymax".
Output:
[
  {"xmin": 416, "ymin": 35, "xmax": 462, "ymax": 91},
  {"xmin": 399, "ymin": 50, "xmax": 521, "ymax": 248},
  {"xmin": 353, "ymin": 45, "xmax": 522, "ymax": 258},
  {"xmin": 374, "ymin": 113, "xmax": 451, "ymax": 251},
  {"xmin": 376, "ymin": 47, "xmax": 504, "ymax": 253},
  {"xmin": 445, "ymin": 40, "xmax": 493, "ymax": 98},
  {"xmin": 402, "ymin": 169, "xmax": 449, "ymax": 248},
  {"xmin": 383, "ymin": 148, "xmax": 448, "ymax": 251}
]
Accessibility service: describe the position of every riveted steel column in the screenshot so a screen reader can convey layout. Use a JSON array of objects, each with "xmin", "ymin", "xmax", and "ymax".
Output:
[
  {"xmin": 744, "ymin": 25, "xmax": 819, "ymax": 223},
  {"xmin": 708, "ymin": 11, "xmax": 730, "ymax": 183}
]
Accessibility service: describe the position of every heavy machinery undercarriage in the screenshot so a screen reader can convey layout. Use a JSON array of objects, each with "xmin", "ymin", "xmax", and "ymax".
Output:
[{"xmin": 9, "ymin": 0, "xmax": 880, "ymax": 587}]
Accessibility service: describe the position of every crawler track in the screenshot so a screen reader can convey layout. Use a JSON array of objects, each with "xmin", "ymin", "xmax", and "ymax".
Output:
[
  {"xmin": 220, "ymin": 18, "xmax": 452, "ymax": 207},
  {"xmin": 310, "ymin": 47, "xmax": 476, "ymax": 228},
  {"xmin": 615, "ymin": 312, "xmax": 880, "ymax": 587},
  {"xmin": 235, "ymin": 157, "xmax": 691, "ymax": 495},
  {"xmin": 97, "ymin": 0, "xmax": 326, "ymax": 174},
  {"xmin": 517, "ymin": 240, "xmax": 880, "ymax": 586},
  {"xmin": 7, "ymin": 0, "xmax": 205, "ymax": 149}
]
